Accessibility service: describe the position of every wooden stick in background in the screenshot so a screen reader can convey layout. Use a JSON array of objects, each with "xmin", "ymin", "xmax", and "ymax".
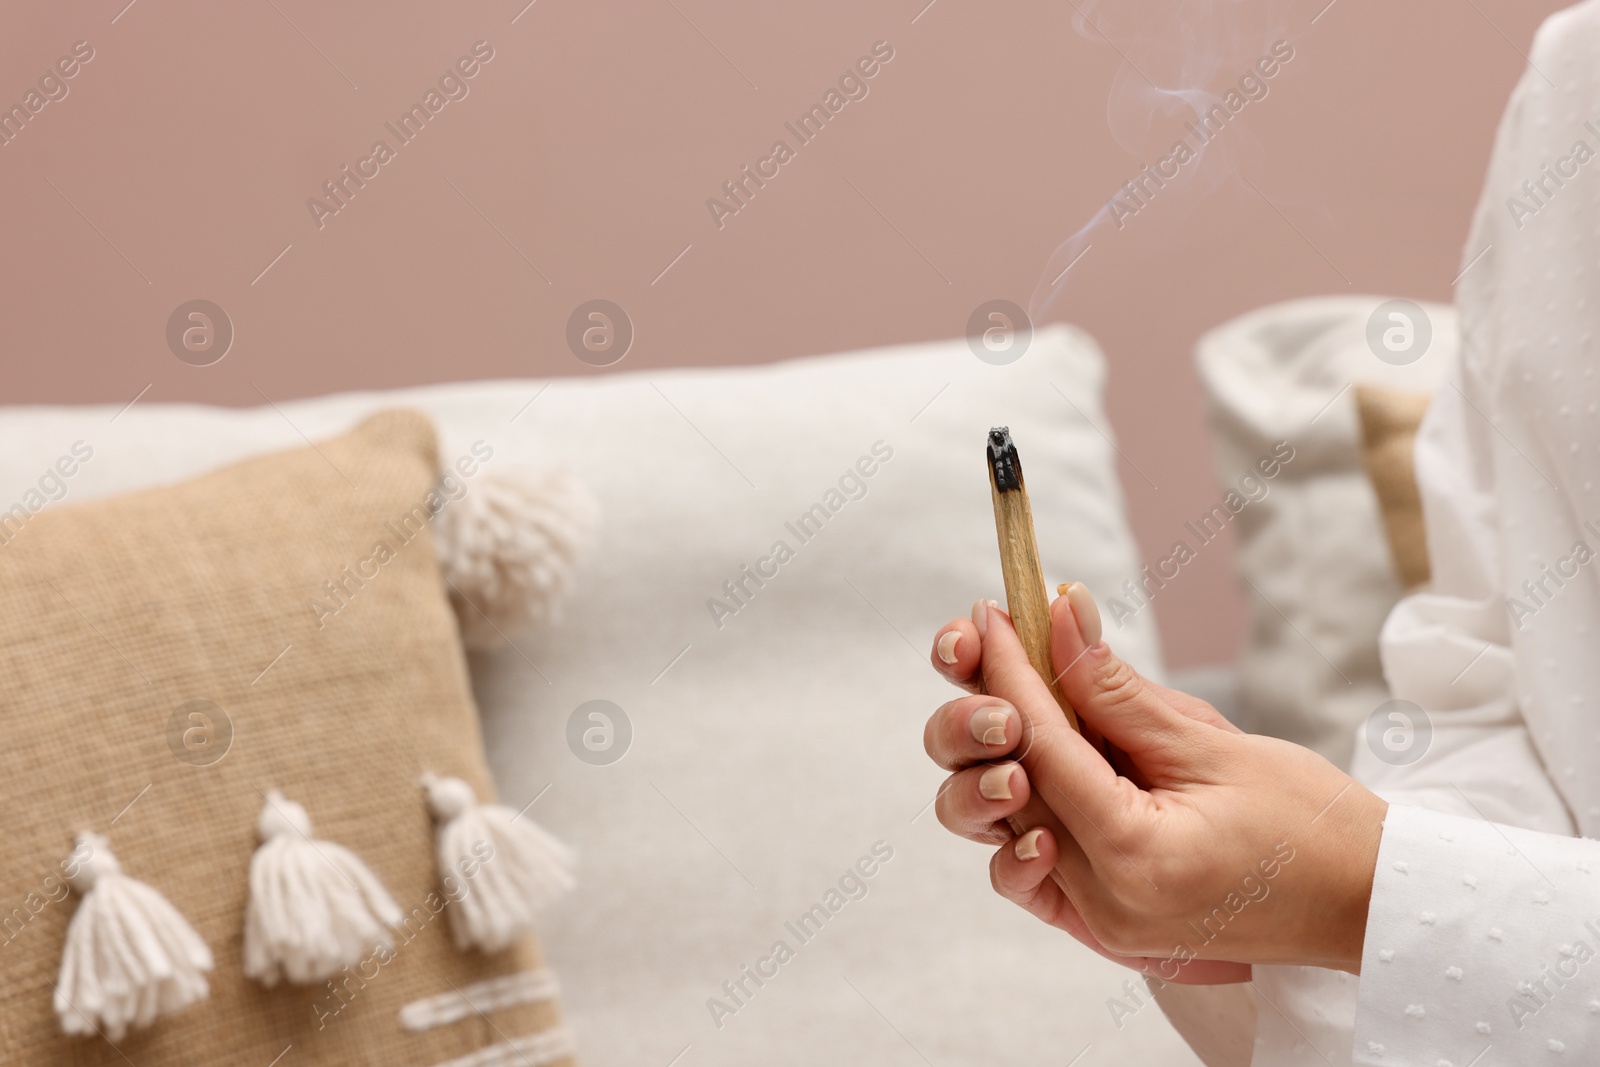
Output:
[{"xmin": 986, "ymin": 426, "xmax": 1081, "ymax": 734}]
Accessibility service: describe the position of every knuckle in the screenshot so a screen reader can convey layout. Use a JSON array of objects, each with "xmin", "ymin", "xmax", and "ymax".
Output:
[
  {"xmin": 1115, "ymin": 868, "xmax": 1167, "ymax": 918},
  {"xmin": 935, "ymin": 773, "xmax": 993, "ymax": 837},
  {"xmin": 1115, "ymin": 857, "xmax": 1192, "ymax": 924},
  {"xmin": 1082, "ymin": 779, "xmax": 1140, "ymax": 849},
  {"xmin": 989, "ymin": 844, "xmax": 1029, "ymax": 900},
  {"xmin": 1088, "ymin": 908, "xmax": 1142, "ymax": 956},
  {"xmin": 949, "ymin": 693, "xmax": 986, "ymax": 722},
  {"xmin": 1098, "ymin": 863, "xmax": 1142, "ymax": 908},
  {"xmin": 925, "ymin": 697, "xmax": 974, "ymax": 765},
  {"xmin": 1088, "ymin": 656, "xmax": 1145, "ymax": 709},
  {"xmin": 988, "ymin": 850, "xmax": 1009, "ymax": 897},
  {"xmin": 938, "ymin": 697, "xmax": 1019, "ymax": 766},
  {"xmin": 922, "ymin": 712, "xmax": 942, "ymax": 760},
  {"xmin": 1141, "ymin": 849, "xmax": 1190, "ymax": 891}
]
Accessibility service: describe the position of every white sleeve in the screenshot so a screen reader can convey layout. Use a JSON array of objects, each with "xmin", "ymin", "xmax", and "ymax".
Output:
[
  {"xmin": 1350, "ymin": 5, "xmax": 1600, "ymax": 1062},
  {"xmin": 1355, "ymin": 805, "xmax": 1600, "ymax": 1063}
]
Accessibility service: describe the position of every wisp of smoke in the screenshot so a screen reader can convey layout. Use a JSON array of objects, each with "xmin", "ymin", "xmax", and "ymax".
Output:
[{"xmin": 1028, "ymin": 0, "xmax": 1298, "ymax": 322}]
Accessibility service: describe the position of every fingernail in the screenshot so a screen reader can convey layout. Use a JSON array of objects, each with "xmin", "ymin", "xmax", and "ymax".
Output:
[
  {"xmin": 969, "ymin": 705, "xmax": 1011, "ymax": 746},
  {"xmin": 937, "ymin": 630, "xmax": 961, "ymax": 665},
  {"xmin": 971, "ymin": 599, "xmax": 988, "ymax": 637},
  {"xmin": 1015, "ymin": 828, "xmax": 1045, "ymax": 861},
  {"xmin": 1065, "ymin": 582, "xmax": 1102, "ymax": 646},
  {"xmin": 979, "ymin": 763, "xmax": 1015, "ymax": 801}
]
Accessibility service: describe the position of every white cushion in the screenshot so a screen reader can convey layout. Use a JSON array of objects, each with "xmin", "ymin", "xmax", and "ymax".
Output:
[
  {"xmin": 0, "ymin": 327, "xmax": 1194, "ymax": 1064},
  {"xmin": 1196, "ymin": 296, "xmax": 1454, "ymax": 767}
]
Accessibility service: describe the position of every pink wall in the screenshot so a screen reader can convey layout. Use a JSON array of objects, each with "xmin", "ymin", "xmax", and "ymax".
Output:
[{"xmin": 0, "ymin": 0, "xmax": 1565, "ymax": 668}]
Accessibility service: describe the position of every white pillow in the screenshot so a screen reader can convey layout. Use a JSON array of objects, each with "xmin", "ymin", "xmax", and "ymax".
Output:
[
  {"xmin": 0, "ymin": 328, "xmax": 1194, "ymax": 1065},
  {"xmin": 1196, "ymin": 296, "xmax": 1454, "ymax": 768}
]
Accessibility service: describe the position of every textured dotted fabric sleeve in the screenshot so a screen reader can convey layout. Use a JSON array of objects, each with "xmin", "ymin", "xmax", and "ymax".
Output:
[
  {"xmin": 1354, "ymin": 805, "xmax": 1600, "ymax": 1064},
  {"xmin": 1343, "ymin": 4, "xmax": 1600, "ymax": 1064}
]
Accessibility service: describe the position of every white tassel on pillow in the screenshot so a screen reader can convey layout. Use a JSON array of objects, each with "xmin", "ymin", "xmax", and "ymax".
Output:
[
  {"xmin": 55, "ymin": 831, "xmax": 213, "ymax": 1039},
  {"xmin": 243, "ymin": 791, "xmax": 403, "ymax": 987},
  {"xmin": 422, "ymin": 774, "xmax": 575, "ymax": 953},
  {"xmin": 432, "ymin": 466, "xmax": 598, "ymax": 650}
]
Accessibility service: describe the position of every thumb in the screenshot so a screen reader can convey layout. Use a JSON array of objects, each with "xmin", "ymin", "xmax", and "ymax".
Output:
[
  {"xmin": 1051, "ymin": 584, "xmax": 1197, "ymax": 756},
  {"xmin": 979, "ymin": 603, "xmax": 1130, "ymax": 836}
]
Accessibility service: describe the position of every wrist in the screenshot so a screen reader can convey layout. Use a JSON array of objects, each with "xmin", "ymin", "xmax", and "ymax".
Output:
[{"xmin": 1323, "ymin": 786, "xmax": 1387, "ymax": 973}]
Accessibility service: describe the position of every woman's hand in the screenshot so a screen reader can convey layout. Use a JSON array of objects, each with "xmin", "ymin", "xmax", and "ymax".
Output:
[
  {"xmin": 922, "ymin": 668, "xmax": 1253, "ymax": 984},
  {"xmin": 926, "ymin": 590, "xmax": 1387, "ymax": 980}
]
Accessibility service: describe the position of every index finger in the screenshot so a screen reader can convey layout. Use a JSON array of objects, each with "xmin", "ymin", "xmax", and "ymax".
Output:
[{"xmin": 978, "ymin": 603, "xmax": 1137, "ymax": 850}]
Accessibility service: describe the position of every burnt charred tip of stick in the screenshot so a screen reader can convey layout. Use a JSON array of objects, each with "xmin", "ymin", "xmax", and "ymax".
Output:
[{"xmin": 988, "ymin": 427, "xmax": 1022, "ymax": 492}]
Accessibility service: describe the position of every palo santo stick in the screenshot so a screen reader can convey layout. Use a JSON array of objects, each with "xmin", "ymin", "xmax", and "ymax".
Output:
[{"xmin": 986, "ymin": 427, "xmax": 1080, "ymax": 734}]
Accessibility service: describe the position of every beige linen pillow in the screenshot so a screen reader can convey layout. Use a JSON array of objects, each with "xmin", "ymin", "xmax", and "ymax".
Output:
[
  {"xmin": 1354, "ymin": 383, "xmax": 1432, "ymax": 589},
  {"xmin": 0, "ymin": 411, "xmax": 573, "ymax": 1066},
  {"xmin": 0, "ymin": 328, "xmax": 1190, "ymax": 1064}
]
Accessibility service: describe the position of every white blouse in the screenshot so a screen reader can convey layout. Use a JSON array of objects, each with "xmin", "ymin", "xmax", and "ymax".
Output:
[
  {"xmin": 1250, "ymin": 3, "xmax": 1600, "ymax": 1064},
  {"xmin": 1346, "ymin": 1, "xmax": 1600, "ymax": 1060}
]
